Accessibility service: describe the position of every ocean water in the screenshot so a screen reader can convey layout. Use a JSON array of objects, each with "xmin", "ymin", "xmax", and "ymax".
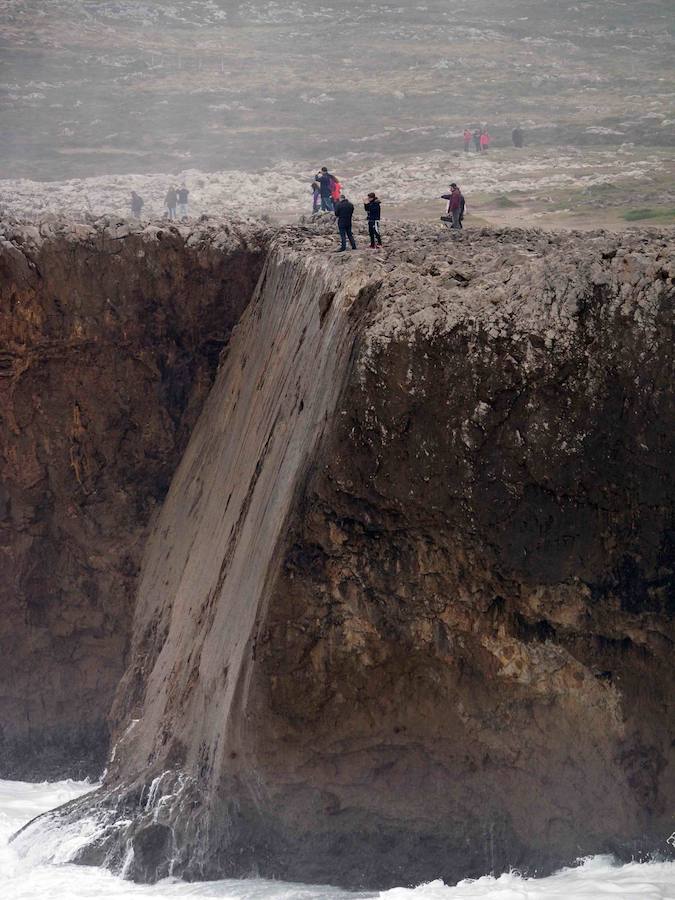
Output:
[{"xmin": 1, "ymin": 778, "xmax": 674, "ymax": 900}]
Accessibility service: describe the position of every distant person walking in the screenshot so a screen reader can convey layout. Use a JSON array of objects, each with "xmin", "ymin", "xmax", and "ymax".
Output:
[
  {"xmin": 463, "ymin": 129, "xmax": 472, "ymax": 152},
  {"xmin": 480, "ymin": 129, "xmax": 490, "ymax": 152},
  {"xmin": 512, "ymin": 126, "xmax": 524, "ymax": 148},
  {"xmin": 441, "ymin": 182, "xmax": 465, "ymax": 229},
  {"xmin": 177, "ymin": 184, "xmax": 190, "ymax": 219},
  {"xmin": 165, "ymin": 187, "xmax": 177, "ymax": 220},
  {"xmin": 364, "ymin": 192, "xmax": 382, "ymax": 248},
  {"xmin": 318, "ymin": 167, "xmax": 336, "ymax": 212},
  {"xmin": 130, "ymin": 191, "xmax": 144, "ymax": 219},
  {"xmin": 334, "ymin": 194, "xmax": 357, "ymax": 251},
  {"xmin": 473, "ymin": 128, "xmax": 481, "ymax": 152}
]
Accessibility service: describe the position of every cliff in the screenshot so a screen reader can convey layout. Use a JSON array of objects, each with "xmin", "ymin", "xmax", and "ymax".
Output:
[
  {"xmin": 0, "ymin": 218, "xmax": 266, "ymax": 777},
  {"xmin": 7, "ymin": 220, "xmax": 675, "ymax": 888}
]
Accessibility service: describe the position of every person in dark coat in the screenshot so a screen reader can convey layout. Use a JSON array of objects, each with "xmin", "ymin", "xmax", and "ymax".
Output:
[
  {"xmin": 334, "ymin": 194, "xmax": 357, "ymax": 251},
  {"xmin": 165, "ymin": 187, "xmax": 177, "ymax": 220},
  {"xmin": 176, "ymin": 184, "xmax": 190, "ymax": 219},
  {"xmin": 364, "ymin": 192, "xmax": 382, "ymax": 248},
  {"xmin": 441, "ymin": 182, "xmax": 465, "ymax": 229},
  {"xmin": 512, "ymin": 126, "xmax": 524, "ymax": 148},
  {"xmin": 318, "ymin": 167, "xmax": 336, "ymax": 212}
]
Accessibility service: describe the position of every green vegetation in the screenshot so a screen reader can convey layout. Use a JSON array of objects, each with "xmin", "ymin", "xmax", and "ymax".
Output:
[
  {"xmin": 494, "ymin": 195, "xmax": 519, "ymax": 208},
  {"xmin": 622, "ymin": 207, "xmax": 675, "ymax": 222}
]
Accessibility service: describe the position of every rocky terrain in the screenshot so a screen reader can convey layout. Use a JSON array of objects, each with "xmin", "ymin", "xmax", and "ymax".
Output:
[
  {"xmin": 2, "ymin": 0, "xmax": 674, "ymax": 181},
  {"xmin": 2, "ymin": 1, "xmax": 673, "ymax": 230},
  {"xmin": 8, "ymin": 217, "xmax": 673, "ymax": 888},
  {"xmin": 0, "ymin": 217, "xmax": 267, "ymax": 777}
]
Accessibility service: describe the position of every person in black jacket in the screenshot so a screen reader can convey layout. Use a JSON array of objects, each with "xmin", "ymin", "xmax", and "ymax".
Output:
[
  {"xmin": 364, "ymin": 192, "xmax": 382, "ymax": 248},
  {"xmin": 318, "ymin": 167, "xmax": 336, "ymax": 212},
  {"xmin": 334, "ymin": 194, "xmax": 357, "ymax": 251}
]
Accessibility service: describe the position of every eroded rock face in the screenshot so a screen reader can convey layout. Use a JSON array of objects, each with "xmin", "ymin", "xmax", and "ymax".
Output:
[
  {"xmin": 9, "ymin": 223, "xmax": 675, "ymax": 888},
  {"xmin": 0, "ymin": 218, "xmax": 267, "ymax": 777}
]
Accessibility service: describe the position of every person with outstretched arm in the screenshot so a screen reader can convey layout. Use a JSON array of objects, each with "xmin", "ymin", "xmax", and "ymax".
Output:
[
  {"xmin": 364, "ymin": 192, "xmax": 382, "ymax": 248},
  {"xmin": 441, "ymin": 183, "xmax": 465, "ymax": 229},
  {"xmin": 334, "ymin": 194, "xmax": 357, "ymax": 251}
]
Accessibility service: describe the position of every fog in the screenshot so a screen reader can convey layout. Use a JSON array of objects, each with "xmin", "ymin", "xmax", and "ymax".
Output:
[{"xmin": 1, "ymin": 0, "xmax": 673, "ymax": 181}]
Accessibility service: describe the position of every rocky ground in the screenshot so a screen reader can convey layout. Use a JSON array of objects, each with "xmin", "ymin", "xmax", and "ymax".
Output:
[
  {"xmin": 8, "ymin": 216, "xmax": 673, "ymax": 889},
  {"xmin": 2, "ymin": 0, "xmax": 674, "ymax": 180},
  {"xmin": 1, "ymin": 142, "xmax": 674, "ymax": 233},
  {"xmin": 2, "ymin": 1, "xmax": 673, "ymax": 230}
]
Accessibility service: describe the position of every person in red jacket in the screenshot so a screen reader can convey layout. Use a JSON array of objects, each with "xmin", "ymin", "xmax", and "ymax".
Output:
[
  {"xmin": 330, "ymin": 176, "xmax": 342, "ymax": 204},
  {"xmin": 480, "ymin": 129, "xmax": 490, "ymax": 152}
]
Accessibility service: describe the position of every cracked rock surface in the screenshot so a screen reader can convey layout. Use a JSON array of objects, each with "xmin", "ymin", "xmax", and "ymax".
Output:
[
  {"xmin": 0, "ymin": 217, "xmax": 267, "ymax": 777},
  {"xmin": 4, "ymin": 219, "xmax": 674, "ymax": 887}
]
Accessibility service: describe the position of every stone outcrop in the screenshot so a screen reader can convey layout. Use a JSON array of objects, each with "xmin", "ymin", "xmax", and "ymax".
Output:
[
  {"xmin": 0, "ymin": 218, "xmax": 267, "ymax": 777},
  {"xmin": 8, "ymin": 221, "xmax": 675, "ymax": 888}
]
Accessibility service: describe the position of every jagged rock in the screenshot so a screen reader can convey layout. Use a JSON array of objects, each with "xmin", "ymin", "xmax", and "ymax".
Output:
[{"xmin": 5, "ymin": 220, "xmax": 675, "ymax": 888}]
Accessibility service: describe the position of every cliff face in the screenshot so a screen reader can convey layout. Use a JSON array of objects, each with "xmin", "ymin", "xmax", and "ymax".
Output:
[
  {"xmin": 0, "ymin": 219, "xmax": 266, "ymax": 778},
  {"xmin": 9, "ymin": 223, "xmax": 675, "ymax": 888}
]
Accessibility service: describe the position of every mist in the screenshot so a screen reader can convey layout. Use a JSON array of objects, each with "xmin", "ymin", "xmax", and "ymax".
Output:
[{"xmin": 1, "ymin": 0, "xmax": 673, "ymax": 181}]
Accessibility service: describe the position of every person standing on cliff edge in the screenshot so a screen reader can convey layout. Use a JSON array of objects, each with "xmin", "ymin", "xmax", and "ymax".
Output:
[
  {"xmin": 164, "ymin": 186, "xmax": 177, "ymax": 221},
  {"xmin": 318, "ymin": 167, "xmax": 336, "ymax": 212},
  {"xmin": 334, "ymin": 194, "xmax": 357, "ymax": 251},
  {"xmin": 364, "ymin": 192, "xmax": 382, "ymax": 248},
  {"xmin": 176, "ymin": 184, "xmax": 190, "ymax": 219}
]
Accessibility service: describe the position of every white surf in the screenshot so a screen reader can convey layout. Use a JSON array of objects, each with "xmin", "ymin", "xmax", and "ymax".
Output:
[{"xmin": 1, "ymin": 779, "xmax": 673, "ymax": 899}]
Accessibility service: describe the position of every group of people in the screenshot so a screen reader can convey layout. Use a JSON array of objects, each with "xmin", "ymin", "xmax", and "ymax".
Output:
[
  {"xmin": 330, "ymin": 191, "xmax": 383, "ymax": 252},
  {"xmin": 463, "ymin": 127, "xmax": 491, "ymax": 153},
  {"xmin": 311, "ymin": 161, "xmax": 468, "ymax": 252},
  {"xmin": 312, "ymin": 167, "xmax": 342, "ymax": 212},
  {"xmin": 462, "ymin": 125, "xmax": 526, "ymax": 152},
  {"xmin": 129, "ymin": 185, "xmax": 190, "ymax": 221}
]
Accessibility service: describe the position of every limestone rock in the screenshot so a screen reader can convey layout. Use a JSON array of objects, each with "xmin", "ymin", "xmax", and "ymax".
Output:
[{"xmin": 5, "ymin": 220, "xmax": 675, "ymax": 887}]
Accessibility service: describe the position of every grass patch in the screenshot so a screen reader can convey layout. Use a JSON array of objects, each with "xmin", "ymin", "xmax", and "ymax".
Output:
[
  {"xmin": 494, "ymin": 195, "xmax": 519, "ymax": 208},
  {"xmin": 622, "ymin": 207, "xmax": 675, "ymax": 222}
]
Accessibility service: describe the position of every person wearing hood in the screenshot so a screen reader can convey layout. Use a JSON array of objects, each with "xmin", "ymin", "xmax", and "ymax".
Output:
[
  {"xmin": 364, "ymin": 192, "xmax": 382, "ymax": 248},
  {"xmin": 334, "ymin": 194, "xmax": 357, "ymax": 251}
]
